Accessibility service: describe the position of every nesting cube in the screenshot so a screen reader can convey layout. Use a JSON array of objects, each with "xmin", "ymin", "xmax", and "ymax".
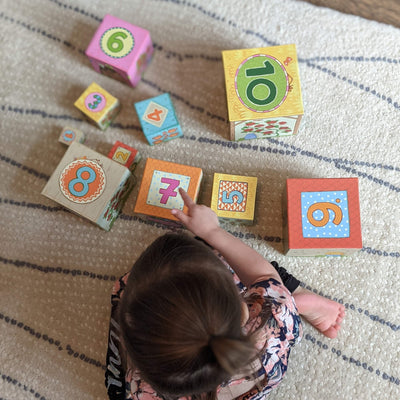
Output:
[
  {"xmin": 134, "ymin": 158, "xmax": 203, "ymax": 224},
  {"xmin": 58, "ymin": 126, "xmax": 86, "ymax": 146},
  {"xmin": 134, "ymin": 93, "xmax": 183, "ymax": 145},
  {"xmin": 210, "ymin": 173, "xmax": 257, "ymax": 224},
  {"xmin": 222, "ymin": 44, "xmax": 303, "ymax": 141},
  {"xmin": 74, "ymin": 82, "xmax": 121, "ymax": 130},
  {"xmin": 108, "ymin": 141, "xmax": 141, "ymax": 172},
  {"xmin": 85, "ymin": 14, "xmax": 153, "ymax": 87},
  {"xmin": 41, "ymin": 142, "xmax": 135, "ymax": 231},
  {"xmin": 283, "ymin": 178, "xmax": 362, "ymax": 256}
]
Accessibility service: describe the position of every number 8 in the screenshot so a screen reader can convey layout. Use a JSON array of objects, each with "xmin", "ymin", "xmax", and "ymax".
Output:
[{"xmin": 68, "ymin": 166, "xmax": 96, "ymax": 197}]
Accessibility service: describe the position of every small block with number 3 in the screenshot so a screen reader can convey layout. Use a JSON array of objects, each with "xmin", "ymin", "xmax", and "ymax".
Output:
[
  {"xmin": 74, "ymin": 82, "xmax": 121, "ymax": 131},
  {"xmin": 85, "ymin": 14, "xmax": 153, "ymax": 87},
  {"xmin": 108, "ymin": 141, "xmax": 141, "ymax": 172},
  {"xmin": 134, "ymin": 93, "xmax": 183, "ymax": 146}
]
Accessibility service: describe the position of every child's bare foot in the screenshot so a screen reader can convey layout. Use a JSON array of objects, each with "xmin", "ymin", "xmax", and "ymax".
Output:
[{"xmin": 292, "ymin": 288, "xmax": 345, "ymax": 339}]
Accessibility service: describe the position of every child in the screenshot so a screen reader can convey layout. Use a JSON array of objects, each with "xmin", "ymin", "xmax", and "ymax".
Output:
[{"xmin": 105, "ymin": 189, "xmax": 345, "ymax": 400}]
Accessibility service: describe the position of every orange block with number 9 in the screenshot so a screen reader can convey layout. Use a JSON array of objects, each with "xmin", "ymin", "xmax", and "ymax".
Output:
[{"xmin": 283, "ymin": 178, "xmax": 362, "ymax": 256}]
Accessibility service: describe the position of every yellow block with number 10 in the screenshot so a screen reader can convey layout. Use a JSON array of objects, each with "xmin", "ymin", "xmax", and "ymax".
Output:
[{"xmin": 222, "ymin": 44, "xmax": 304, "ymax": 141}]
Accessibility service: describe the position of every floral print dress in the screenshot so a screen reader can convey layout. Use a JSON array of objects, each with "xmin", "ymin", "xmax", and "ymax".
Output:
[{"xmin": 105, "ymin": 263, "xmax": 302, "ymax": 400}]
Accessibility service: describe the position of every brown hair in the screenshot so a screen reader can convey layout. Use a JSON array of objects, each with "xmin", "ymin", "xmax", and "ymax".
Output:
[{"xmin": 119, "ymin": 233, "xmax": 266, "ymax": 400}]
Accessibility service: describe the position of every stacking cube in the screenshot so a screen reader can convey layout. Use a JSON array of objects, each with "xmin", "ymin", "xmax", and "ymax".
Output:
[
  {"xmin": 134, "ymin": 93, "xmax": 183, "ymax": 145},
  {"xmin": 134, "ymin": 158, "xmax": 203, "ymax": 224},
  {"xmin": 74, "ymin": 82, "xmax": 121, "ymax": 130},
  {"xmin": 108, "ymin": 141, "xmax": 141, "ymax": 172},
  {"xmin": 211, "ymin": 173, "xmax": 257, "ymax": 224},
  {"xmin": 85, "ymin": 14, "xmax": 153, "ymax": 87},
  {"xmin": 222, "ymin": 44, "xmax": 303, "ymax": 141},
  {"xmin": 283, "ymin": 178, "xmax": 362, "ymax": 256},
  {"xmin": 41, "ymin": 142, "xmax": 135, "ymax": 231},
  {"xmin": 58, "ymin": 126, "xmax": 86, "ymax": 146}
]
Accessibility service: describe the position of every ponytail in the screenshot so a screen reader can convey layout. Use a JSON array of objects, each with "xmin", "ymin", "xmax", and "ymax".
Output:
[{"xmin": 208, "ymin": 335, "xmax": 257, "ymax": 375}]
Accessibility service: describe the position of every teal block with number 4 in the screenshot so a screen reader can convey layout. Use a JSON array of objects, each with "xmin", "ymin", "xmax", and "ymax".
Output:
[{"xmin": 134, "ymin": 93, "xmax": 183, "ymax": 145}]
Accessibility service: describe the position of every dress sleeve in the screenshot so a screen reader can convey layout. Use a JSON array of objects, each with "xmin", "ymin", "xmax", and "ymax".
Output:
[
  {"xmin": 250, "ymin": 278, "xmax": 302, "ymax": 346},
  {"xmin": 105, "ymin": 273, "xmax": 130, "ymax": 400}
]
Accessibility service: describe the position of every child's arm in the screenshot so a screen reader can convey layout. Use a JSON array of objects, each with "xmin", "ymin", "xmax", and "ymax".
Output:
[{"xmin": 171, "ymin": 189, "xmax": 282, "ymax": 288}]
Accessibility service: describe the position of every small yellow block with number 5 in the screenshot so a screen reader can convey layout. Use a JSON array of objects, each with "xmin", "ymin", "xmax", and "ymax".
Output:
[{"xmin": 211, "ymin": 173, "xmax": 257, "ymax": 224}]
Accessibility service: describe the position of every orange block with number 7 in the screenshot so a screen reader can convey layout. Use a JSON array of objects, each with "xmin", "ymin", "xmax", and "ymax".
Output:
[
  {"xmin": 108, "ymin": 141, "xmax": 141, "ymax": 172},
  {"xmin": 134, "ymin": 158, "xmax": 203, "ymax": 223},
  {"xmin": 283, "ymin": 178, "xmax": 362, "ymax": 256}
]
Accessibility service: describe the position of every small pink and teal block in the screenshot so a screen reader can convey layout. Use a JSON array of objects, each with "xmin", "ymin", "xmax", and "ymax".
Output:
[{"xmin": 134, "ymin": 93, "xmax": 183, "ymax": 146}]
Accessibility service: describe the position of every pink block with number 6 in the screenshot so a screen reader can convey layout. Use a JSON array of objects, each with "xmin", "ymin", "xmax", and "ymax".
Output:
[{"xmin": 85, "ymin": 14, "xmax": 153, "ymax": 87}]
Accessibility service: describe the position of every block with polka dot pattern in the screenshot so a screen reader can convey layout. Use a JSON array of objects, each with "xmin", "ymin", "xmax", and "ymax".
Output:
[{"xmin": 283, "ymin": 178, "xmax": 362, "ymax": 256}]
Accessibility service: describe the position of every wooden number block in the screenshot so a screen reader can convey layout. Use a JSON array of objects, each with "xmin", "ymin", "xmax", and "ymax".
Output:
[
  {"xmin": 58, "ymin": 126, "xmax": 86, "ymax": 146},
  {"xmin": 85, "ymin": 14, "xmax": 153, "ymax": 87},
  {"xmin": 108, "ymin": 141, "xmax": 141, "ymax": 172},
  {"xmin": 222, "ymin": 44, "xmax": 303, "ymax": 141},
  {"xmin": 210, "ymin": 173, "xmax": 257, "ymax": 224},
  {"xmin": 134, "ymin": 158, "xmax": 203, "ymax": 224},
  {"xmin": 283, "ymin": 178, "xmax": 362, "ymax": 256},
  {"xmin": 74, "ymin": 82, "xmax": 121, "ymax": 131},
  {"xmin": 134, "ymin": 93, "xmax": 183, "ymax": 145},
  {"xmin": 41, "ymin": 142, "xmax": 134, "ymax": 231}
]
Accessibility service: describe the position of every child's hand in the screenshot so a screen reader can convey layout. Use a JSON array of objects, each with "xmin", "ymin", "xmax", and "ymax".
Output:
[{"xmin": 171, "ymin": 188, "xmax": 220, "ymax": 239}]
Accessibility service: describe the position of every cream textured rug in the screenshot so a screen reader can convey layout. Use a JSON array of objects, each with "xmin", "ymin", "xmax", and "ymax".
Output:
[{"xmin": 1, "ymin": 0, "xmax": 399, "ymax": 399}]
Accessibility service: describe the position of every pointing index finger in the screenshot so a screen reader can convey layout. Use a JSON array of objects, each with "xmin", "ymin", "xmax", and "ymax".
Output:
[{"xmin": 178, "ymin": 188, "xmax": 195, "ymax": 208}]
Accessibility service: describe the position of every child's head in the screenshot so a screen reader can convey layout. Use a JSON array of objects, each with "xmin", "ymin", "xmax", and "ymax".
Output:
[{"xmin": 119, "ymin": 233, "xmax": 257, "ymax": 399}]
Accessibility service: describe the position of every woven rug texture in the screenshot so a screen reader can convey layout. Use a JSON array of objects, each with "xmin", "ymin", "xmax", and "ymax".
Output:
[{"xmin": 0, "ymin": 0, "xmax": 399, "ymax": 399}]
